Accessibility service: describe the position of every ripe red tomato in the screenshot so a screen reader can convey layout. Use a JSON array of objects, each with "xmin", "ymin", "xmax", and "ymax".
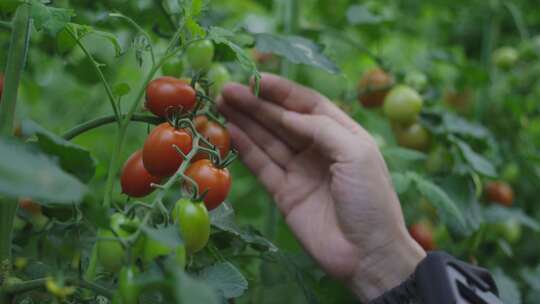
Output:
[
  {"xmin": 394, "ymin": 123, "xmax": 430, "ymax": 151},
  {"xmin": 121, "ymin": 150, "xmax": 162, "ymax": 198},
  {"xmin": 357, "ymin": 68, "xmax": 393, "ymax": 108},
  {"xmin": 193, "ymin": 115, "xmax": 231, "ymax": 161},
  {"xmin": 173, "ymin": 199, "xmax": 210, "ymax": 254},
  {"xmin": 409, "ymin": 222, "xmax": 436, "ymax": 251},
  {"xmin": 143, "ymin": 123, "xmax": 193, "ymax": 177},
  {"xmin": 485, "ymin": 181, "xmax": 514, "ymax": 207},
  {"xmin": 185, "ymin": 159, "xmax": 231, "ymax": 211},
  {"xmin": 145, "ymin": 77, "xmax": 196, "ymax": 118},
  {"xmin": 19, "ymin": 198, "xmax": 42, "ymax": 215}
]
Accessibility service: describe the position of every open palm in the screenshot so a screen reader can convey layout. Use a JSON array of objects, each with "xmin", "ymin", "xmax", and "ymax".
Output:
[{"xmin": 218, "ymin": 73, "xmax": 425, "ymax": 301}]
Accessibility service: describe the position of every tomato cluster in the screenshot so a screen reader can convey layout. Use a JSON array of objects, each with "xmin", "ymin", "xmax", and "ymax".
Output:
[
  {"xmin": 110, "ymin": 41, "xmax": 234, "ymax": 284},
  {"xmin": 358, "ymin": 68, "xmax": 430, "ymax": 151}
]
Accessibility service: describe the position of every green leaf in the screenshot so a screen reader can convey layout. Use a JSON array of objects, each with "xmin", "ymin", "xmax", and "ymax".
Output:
[
  {"xmin": 211, "ymin": 203, "xmax": 277, "ymax": 252},
  {"xmin": 410, "ymin": 173, "xmax": 468, "ymax": 234},
  {"xmin": 253, "ymin": 33, "xmax": 339, "ymax": 74},
  {"xmin": 208, "ymin": 27, "xmax": 260, "ymax": 90},
  {"xmin": 92, "ymin": 30, "xmax": 123, "ymax": 57},
  {"xmin": 21, "ymin": 120, "xmax": 96, "ymax": 183},
  {"xmin": 483, "ymin": 205, "xmax": 540, "ymax": 231},
  {"xmin": 521, "ymin": 265, "xmax": 540, "ymax": 290},
  {"xmin": 140, "ymin": 225, "xmax": 184, "ymax": 248},
  {"xmin": 346, "ymin": 5, "xmax": 392, "ymax": 25},
  {"xmin": 491, "ymin": 268, "xmax": 522, "ymax": 304},
  {"xmin": 0, "ymin": 137, "xmax": 86, "ymax": 203},
  {"xmin": 174, "ymin": 271, "xmax": 219, "ymax": 304},
  {"xmin": 390, "ymin": 172, "xmax": 413, "ymax": 194},
  {"xmin": 30, "ymin": 0, "xmax": 74, "ymax": 36},
  {"xmin": 382, "ymin": 147, "xmax": 426, "ymax": 162},
  {"xmin": 198, "ymin": 262, "xmax": 248, "ymax": 299},
  {"xmin": 450, "ymin": 137, "xmax": 496, "ymax": 177}
]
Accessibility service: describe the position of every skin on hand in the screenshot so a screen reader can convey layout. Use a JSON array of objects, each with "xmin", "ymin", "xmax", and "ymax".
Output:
[{"xmin": 217, "ymin": 73, "xmax": 426, "ymax": 302}]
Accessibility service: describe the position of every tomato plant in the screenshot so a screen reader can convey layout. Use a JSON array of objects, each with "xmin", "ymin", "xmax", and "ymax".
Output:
[
  {"xmin": 493, "ymin": 46, "xmax": 519, "ymax": 69},
  {"xmin": 173, "ymin": 198, "xmax": 210, "ymax": 254},
  {"xmin": 394, "ymin": 123, "xmax": 430, "ymax": 151},
  {"xmin": 142, "ymin": 122, "xmax": 193, "ymax": 177},
  {"xmin": 145, "ymin": 77, "xmax": 196, "ymax": 118},
  {"xmin": 185, "ymin": 159, "xmax": 232, "ymax": 211},
  {"xmin": 120, "ymin": 150, "xmax": 162, "ymax": 197},
  {"xmin": 118, "ymin": 266, "xmax": 140, "ymax": 304},
  {"xmin": 162, "ymin": 57, "xmax": 185, "ymax": 78},
  {"xmin": 207, "ymin": 63, "xmax": 231, "ymax": 98},
  {"xmin": 409, "ymin": 221, "xmax": 436, "ymax": 251},
  {"xmin": 357, "ymin": 67, "xmax": 393, "ymax": 108}
]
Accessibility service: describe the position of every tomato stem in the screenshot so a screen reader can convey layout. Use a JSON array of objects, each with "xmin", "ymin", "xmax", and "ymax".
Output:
[
  {"xmin": 0, "ymin": 3, "xmax": 31, "ymax": 269},
  {"xmin": 62, "ymin": 114, "xmax": 163, "ymax": 140},
  {"xmin": 0, "ymin": 277, "xmax": 113, "ymax": 298}
]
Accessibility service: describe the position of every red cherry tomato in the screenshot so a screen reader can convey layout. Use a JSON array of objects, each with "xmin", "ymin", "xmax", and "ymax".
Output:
[
  {"xmin": 121, "ymin": 150, "xmax": 162, "ymax": 198},
  {"xmin": 409, "ymin": 222, "xmax": 436, "ymax": 251},
  {"xmin": 145, "ymin": 77, "xmax": 196, "ymax": 118},
  {"xmin": 485, "ymin": 181, "xmax": 514, "ymax": 207},
  {"xmin": 143, "ymin": 123, "xmax": 193, "ymax": 177},
  {"xmin": 185, "ymin": 159, "xmax": 231, "ymax": 211},
  {"xmin": 357, "ymin": 68, "xmax": 393, "ymax": 108},
  {"xmin": 19, "ymin": 198, "xmax": 42, "ymax": 215},
  {"xmin": 193, "ymin": 115, "xmax": 231, "ymax": 161}
]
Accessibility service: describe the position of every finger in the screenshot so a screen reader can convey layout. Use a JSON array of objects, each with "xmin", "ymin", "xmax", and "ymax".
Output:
[
  {"xmin": 227, "ymin": 123, "xmax": 285, "ymax": 194},
  {"xmin": 251, "ymin": 73, "xmax": 360, "ymax": 132},
  {"xmin": 220, "ymin": 83, "xmax": 307, "ymax": 150},
  {"xmin": 219, "ymin": 102, "xmax": 294, "ymax": 168},
  {"xmin": 281, "ymin": 111, "xmax": 362, "ymax": 162}
]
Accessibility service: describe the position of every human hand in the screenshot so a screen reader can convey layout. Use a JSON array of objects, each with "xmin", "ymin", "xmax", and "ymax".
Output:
[{"xmin": 217, "ymin": 73, "xmax": 425, "ymax": 301}]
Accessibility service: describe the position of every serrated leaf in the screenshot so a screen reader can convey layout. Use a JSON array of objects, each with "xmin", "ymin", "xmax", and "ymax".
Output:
[
  {"xmin": 410, "ymin": 173, "xmax": 468, "ymax": 234},
  {"xmin": 0, "ymin": 137, "xmax": 86, "ymax": 203},
  {"xmin": 483, "ymin": 205, "xmax": 540, "ymax": 231},
  {"xmin": 175, "ymin": 271, "xmax": 219, "ymax": 304},
  {"xmin": 198, "ymin": 262, "xmax": 248, "ymax": 299},
  {"xmin": 30, "ymin": 0, "xmax": 74, "ymax": 35},
  {"xmin": 211, "ymin": 203, "xmax": 277, "ymax": 252},
  {"xmin": 346, "ymin": 5, "xmax": 392, "ymax": 25},
  {"xmin": 21, "ymin": 120, "xmax": 96, "ymax": 183},
  {"xmin": 253, "ymin": 33, "xmax": 339, "ymax": 74},
  {"xmin": 390, "ymin": 172, "xmax": 413, "ymax": 194},
  {"xmin": 451, "ymin": 137, "xmax": 496, "ymax": 177},
  {"xmin": 491, "ymin": 268, "xmax": 522, "ymax": 304},
  {"xmin": 141, "ymin": 225, "xmax": 183, "ymax": 248},
  {"xmin": 208, "ymin": 27, "xmax": 260, "ymax": 89}
]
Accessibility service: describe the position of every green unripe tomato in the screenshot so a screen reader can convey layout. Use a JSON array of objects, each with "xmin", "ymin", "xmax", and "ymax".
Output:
[
  {"xmin": 162, "ymin": 57, "xmax": 185, "ymax": 78},
  {"xmin": 141, "ymin": 236, "xmax": 171, "ymax": 264},
  {"xmin": 186, "ymin": 40, "xmax": 215, "ymax": 71},
  {"xmin": 173, "ymin": 199, "xmax": 210, "ymax": 254},
  {"xmin": 425, "ymin": 145, "xmax": 452, "ymax": 173},
  {"xmin": 493, "ymin": 47, "xmax": 518, "ymax": 69},
  {"xmin": 404, "ymin": 71, "xmax": 428, "ymax": 92},
  {"xmin": 395, "ymin": 123, "xmax": 430, "ymax": 151},
  {"xmin": 119, "ymin": 266, "xmax": 140, "ymax": 304},
  {"xmin": 501, "ymin": 162, "xmax": 520, "ymax": 183},
  {"xmin": 383, "ymin": 85, "xmax": 423, "ymax": 124},
  {"xmin": 207, "ymin": 63, "xmax": 231, "ymax": 98},
  {"xmin": 495, "ymin": 219, "xmax": 522, "ymax": 243},
  {"xmin": 97, "ymin": 229, "xmax": 125, "ymax": 272},
  {"xmin": 31, "ymin": 213, "xmax": 49, "ymax": 231}
]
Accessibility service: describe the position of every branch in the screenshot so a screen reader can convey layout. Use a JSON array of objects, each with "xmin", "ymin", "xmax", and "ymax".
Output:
[{"xmin": 62, "ymin": 114, "xmax": 163, "ymax": 140}]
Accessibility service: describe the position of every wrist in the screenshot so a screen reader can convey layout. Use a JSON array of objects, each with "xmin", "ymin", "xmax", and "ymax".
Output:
[{"xmin": 347, "ymin": 232, "xmax": 426, "ymax": 302}]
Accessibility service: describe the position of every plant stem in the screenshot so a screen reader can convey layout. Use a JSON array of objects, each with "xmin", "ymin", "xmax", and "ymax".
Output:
[
  {"xmin": 0, "ymin": 2, "xmax": 31, "ymax": 270},
  {"xmin": 0, "ymin": 21, "xmax": 11, "ymax": 31},
  {"xmin": 62, "ymin": 114, "xmax": 163, "ymax": 140},
  {"xmin": 0, "ymin": 277, "xmax": 113, "ymax": 299},
  {"xmin": 67, "ymin": 28, "xmax": 121, "ymax": 122},
  {"xmin": 109, "ymin": 13, "xmax": 156, "ymax": 66}
]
